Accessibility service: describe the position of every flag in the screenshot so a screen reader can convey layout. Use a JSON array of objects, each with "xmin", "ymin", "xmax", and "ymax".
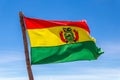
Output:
[{"xmin": 23, "ymin": 16, "xmax": 103, "ymax": 64}]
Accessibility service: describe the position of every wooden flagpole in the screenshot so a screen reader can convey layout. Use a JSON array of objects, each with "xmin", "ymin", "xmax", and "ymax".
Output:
[{"xmin": 19, "ymin": 12, "xmax": 34, "ymax": 80}]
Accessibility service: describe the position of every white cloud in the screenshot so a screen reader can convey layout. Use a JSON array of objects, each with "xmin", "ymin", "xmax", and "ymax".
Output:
[
  {"xmin": 36, "ymin": 74, "xmax": 120, "ymax": 80},
  {"xmin": 100, "ymin": 42, "xmax": 120, "ymax": 54},
  {"xmin": 0, "ymin": 51, "xmax": 24, "ymax": 63},
  {"xmin": 0, "ymin": 68, "xmax": 120, "ymax": 80},
  {"xmin": 0, "ymin": 77, "xmax": 27, "ymax": 80},
  {"xmin": 36, "ymin": 68, "xmax": 120, "ymax": 80},
  {"xmin": 1, "ymin": 74, "xmax": 120, "ymax": 80}
]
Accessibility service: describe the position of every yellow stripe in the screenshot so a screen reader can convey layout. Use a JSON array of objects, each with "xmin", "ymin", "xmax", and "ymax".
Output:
[{"xmin": 27, "ymin": 26, "xmax": 95, "ymax": 47}]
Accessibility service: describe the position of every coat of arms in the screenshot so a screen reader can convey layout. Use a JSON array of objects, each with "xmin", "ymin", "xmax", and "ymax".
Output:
[{"xmin": 60, "ymin": 27, "xmax": 79, "ymax": 43}]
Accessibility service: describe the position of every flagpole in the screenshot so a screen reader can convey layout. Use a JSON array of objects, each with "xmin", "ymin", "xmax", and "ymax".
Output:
[{"xmin": 19, "ymin": 12, "xmax": 34, "ymax": 80}]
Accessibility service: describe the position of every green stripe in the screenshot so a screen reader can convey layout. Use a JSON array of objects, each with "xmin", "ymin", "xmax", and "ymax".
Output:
[{"xmin": 31, "ymin": 41, "xmax": 103, "ymax": 64}]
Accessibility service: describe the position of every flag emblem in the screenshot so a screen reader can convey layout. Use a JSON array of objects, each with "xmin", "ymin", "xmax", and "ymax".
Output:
[{"xmin": 60, "ymin": 27, "xmax": 79, "ymax": 43}]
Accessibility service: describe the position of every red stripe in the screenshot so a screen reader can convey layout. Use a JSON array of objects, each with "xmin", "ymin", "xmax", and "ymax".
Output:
[{"xmin": 24, "ymin": 16, "xmax": 90, "ymax": 33}]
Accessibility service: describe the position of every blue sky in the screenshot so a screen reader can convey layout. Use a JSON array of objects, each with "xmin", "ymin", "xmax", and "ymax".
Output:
[{"xmin": 0, "ymin": 0, "xmax": 120, "ymax": 80}]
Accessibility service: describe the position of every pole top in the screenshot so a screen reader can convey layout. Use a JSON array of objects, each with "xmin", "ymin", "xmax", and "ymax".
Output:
[{"xmin": 19, "ymin": 11, "xmax": 24, "ymax": 18}]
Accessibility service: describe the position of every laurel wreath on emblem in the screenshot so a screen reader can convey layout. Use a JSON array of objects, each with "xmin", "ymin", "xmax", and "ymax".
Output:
[{"xmin": 60, "ymin": 27, "xmax": 79, "ymax": 43}]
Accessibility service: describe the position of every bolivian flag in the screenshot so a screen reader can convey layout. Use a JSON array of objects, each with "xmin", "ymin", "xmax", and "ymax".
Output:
[{"xmin": 23, "ymin": 16, "xmax": 103, "ymax": 65}]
